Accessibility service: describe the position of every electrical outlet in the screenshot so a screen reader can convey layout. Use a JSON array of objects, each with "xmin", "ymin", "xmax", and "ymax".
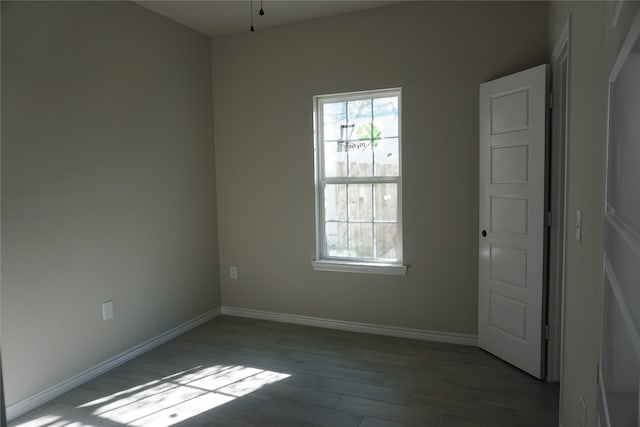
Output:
[
  {"xmin": 102, "ymin": 300, "xmax": 114, "ymax": 320},
  {"xmin": 230, "ymin": 266, "xmax": 238, "ymax": 280}
]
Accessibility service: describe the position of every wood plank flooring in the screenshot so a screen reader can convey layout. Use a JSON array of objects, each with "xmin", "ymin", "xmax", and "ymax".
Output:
[{"xmin": 10, "ymin": 316, "xmax": 559, "ymax": 427}]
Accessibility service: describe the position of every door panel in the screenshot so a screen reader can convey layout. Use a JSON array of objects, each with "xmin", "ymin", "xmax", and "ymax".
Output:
[
  {"xmin": 479, "ymin": 64, "xmax": 548, "ymax": 379},
  {"xmin": 490, "ymin": 89, "xmax": 530, "ymax": 133},
  {"xmin": 598, "ymin": 9, "xmax": 640, "ymax": 426},
  {"xmin": 490, "ymin": 244, "xmax": 528, "ymax": 288},
  {"xmin": 491, "ymin": 145, "xmax": 529, "ymax": 183},
  {"xmin": 489, "ymin": 292, "xmax": 527, "ymax": 339},
  {"xmin": 490, "ymin": 196, "xmax": 528, "ymax": 235}
]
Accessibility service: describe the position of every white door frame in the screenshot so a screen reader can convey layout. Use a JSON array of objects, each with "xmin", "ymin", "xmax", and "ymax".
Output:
[
  {"xmin": 547, "ymin": 17, "xmax": 571, "ymax": 384},
  {"xmin": 0, "ymin": 2, "xmax": 5, "ymax": 423}
]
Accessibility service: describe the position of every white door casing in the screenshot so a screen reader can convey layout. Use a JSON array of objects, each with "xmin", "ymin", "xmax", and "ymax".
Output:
[
  {"xmin": 547, "ymin": 23, "xmax": 570, "ymax": 383},
  {"xmin": 478, "ymin": 64, "xmax": 548, "ymax": 379}
]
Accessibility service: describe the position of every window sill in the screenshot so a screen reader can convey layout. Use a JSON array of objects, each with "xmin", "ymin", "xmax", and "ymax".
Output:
[{"xmin": 311, "ymin": 260, "xmax": 408, "ymax": 276}]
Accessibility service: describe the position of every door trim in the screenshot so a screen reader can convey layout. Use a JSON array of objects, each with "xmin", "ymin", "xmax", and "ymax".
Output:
[{"xmin": 548, "ymin": 16, "xmax": 571, "ymax": 384}]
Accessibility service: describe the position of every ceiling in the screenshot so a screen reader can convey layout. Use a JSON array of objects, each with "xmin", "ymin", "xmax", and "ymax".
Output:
[{"xmin": 135, "ymin": 1, "xmax": 400, "ymax": 37}]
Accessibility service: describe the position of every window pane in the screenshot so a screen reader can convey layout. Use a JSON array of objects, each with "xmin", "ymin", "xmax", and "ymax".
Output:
[
  {"xmin": 347, "ymin": 99, "xmax": 372, "ymax": 121},
  {"xmin": 325, "ymin": 221, "xmax": 348, "ymax": 257},
  {"xmin": 347, "ymin": 101, "xmax": 374, "ymax": 171},
  {"xmin": 324, "ymin": 184, "xmax": 347, "ymax": 221},
  {"xmin": 354, "ymin": 122, "xmax": 380, "ymax": 144},
  {"xmin": 350, "ymin": 223, "xmax": 373, "ymax": 258},
  {"xmin": 374, "ymin": 184, "xmax": 397, "ymax": 221},
  {"xmin": 324, "ymin": 141, "xmax": 347, "ymax": 177},
  {"xmin": 348, "ymin": 184, "xmax": 373, "ymax": 221},
  {"xmin": 373, "ymin": 97, "xmax": 399, "ymax": 139},
  {"xmin": 374, "ymin": 138, "xmax": 399, "ymax": 176},
  {"xmin": 323, "ymin": 102, "xmax": 346, "ymax": 141},
  {"xmin": 348, "ymin": 147, "xmax": 373, "ymax": 177},
  {"xmin": 375, "ymin": 223, "xmax": 397, "ymax": 260},
  {"xmin": 350, "ymin": 121, "xmax": 374, "ymax": 144}
]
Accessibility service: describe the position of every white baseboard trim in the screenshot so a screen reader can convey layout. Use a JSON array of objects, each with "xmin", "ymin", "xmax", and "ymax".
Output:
[
  {"xmin": 7, "ymin": 307, "xmax": 221, "ymax": 421},
  {"xmin": 220, "ymin": 306, "xmax": 477, "ymax": 347}
]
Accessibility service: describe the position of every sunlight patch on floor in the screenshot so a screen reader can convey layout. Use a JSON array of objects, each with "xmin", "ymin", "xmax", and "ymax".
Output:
[
  {"xmin": 12, "ymin": 415, "xmax": 62, "ymax": 427},
  {"xmin": 13, "ymin": 365, "xmax": 290, "ymax": 427},
  {"xmin": 76, "ymin": 365, "xmax": 288, "ymax": 427}
]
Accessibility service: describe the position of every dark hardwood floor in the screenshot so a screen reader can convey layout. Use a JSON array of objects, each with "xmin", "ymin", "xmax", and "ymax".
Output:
[{"xmin": 10, "ymin": 315, "xmax": 559, "ymax": 426}]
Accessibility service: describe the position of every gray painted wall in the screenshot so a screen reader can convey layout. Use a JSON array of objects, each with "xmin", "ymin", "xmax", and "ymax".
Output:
[
  {"xmin": 212, "ymin": 2, "xmax": 548, "ymax": 334},
  {"xmin": 1, "ymin": 1, "xmax": 220, "ymax": 405}
]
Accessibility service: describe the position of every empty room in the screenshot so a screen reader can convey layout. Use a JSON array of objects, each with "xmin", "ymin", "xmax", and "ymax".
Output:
[{"xmin": 2, "ymin": 1, "xmax": 639, "ymax": 427}]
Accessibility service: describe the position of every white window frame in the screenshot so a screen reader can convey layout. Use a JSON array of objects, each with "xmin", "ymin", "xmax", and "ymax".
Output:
[{"xmin": 311, "ymin": 88, "xmax": 407, "ymax": 276}]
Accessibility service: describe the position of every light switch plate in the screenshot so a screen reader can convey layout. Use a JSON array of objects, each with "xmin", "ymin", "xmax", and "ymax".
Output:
[
  {"xmin": 576, "ymin": 210, "xmax": 582, "ymax": 241},
  {"xmin": 102, "ymin": 301, "xmax": 114, "ymax": 320}
]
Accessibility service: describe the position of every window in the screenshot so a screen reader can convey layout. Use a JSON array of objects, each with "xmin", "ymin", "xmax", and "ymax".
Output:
[{"xmin": 312, "ymin": 88, "xmax": 406, "ymax": 275}]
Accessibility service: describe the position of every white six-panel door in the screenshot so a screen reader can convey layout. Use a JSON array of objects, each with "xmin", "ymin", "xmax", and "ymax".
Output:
[{"xmin": 478, "ymin": 64, "xmax": 548, "ymax": 379}]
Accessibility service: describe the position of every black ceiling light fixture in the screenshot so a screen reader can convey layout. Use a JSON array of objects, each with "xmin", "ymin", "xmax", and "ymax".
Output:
[
  {"xmin": 250, "ymin": 0, "xmax": 265, "ymax": 32},
  {"xmin": 249, "ymin": 0, "xmax": 255, "ymax": 32}
]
